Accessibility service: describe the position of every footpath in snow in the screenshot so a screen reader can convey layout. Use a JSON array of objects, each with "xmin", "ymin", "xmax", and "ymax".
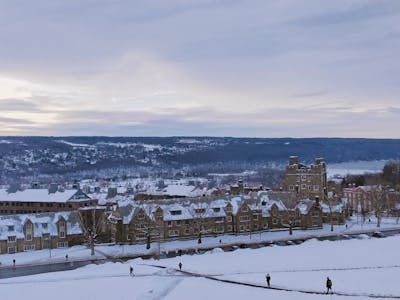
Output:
[{"xmin": 2, "ymin": 230, "xmax": 400, "ymax": 300}]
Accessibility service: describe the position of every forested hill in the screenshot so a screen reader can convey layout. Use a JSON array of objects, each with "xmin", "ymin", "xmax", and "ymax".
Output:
[{"xmin": 0, "ymin": 137, "xmax": 399, "ymax": 181}]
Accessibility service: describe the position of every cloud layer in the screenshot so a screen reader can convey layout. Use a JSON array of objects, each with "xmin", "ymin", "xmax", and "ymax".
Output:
[{"xmin": 0, "ymin": 0, "xmax": 399, "ymax": 137}]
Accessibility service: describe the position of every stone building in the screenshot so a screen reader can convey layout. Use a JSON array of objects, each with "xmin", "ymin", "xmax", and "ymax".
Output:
[
  {"xmin": 0, "ymin": 211, "xmax": 83, "ymax": 254},
  {"xmin": 284, "ymin": 156, "xmax": 327, "ymax": 200},
  {"xmin": 109, "ymin": 192, "xmax": 323, "ymax": 245}
]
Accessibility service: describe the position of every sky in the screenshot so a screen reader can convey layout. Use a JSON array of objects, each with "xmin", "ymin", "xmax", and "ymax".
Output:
[{"xmin": 0, "ymin": 0, "xmax": 399, "ymax": 137}]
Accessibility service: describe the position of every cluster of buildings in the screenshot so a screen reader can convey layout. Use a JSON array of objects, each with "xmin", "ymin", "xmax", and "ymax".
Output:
[
  {"xmin": 0, "ymin": 156, "xmax": 351, "ymax": 254},
  {"xmin": 109, "ymin": 192, "xmax": 345, "ymax": 245}
]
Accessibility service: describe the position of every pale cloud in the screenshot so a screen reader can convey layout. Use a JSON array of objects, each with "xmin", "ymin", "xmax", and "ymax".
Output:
[
  {"xmin": 0, "ymin": 99, "xmax": 41, "ymax": 112},
  {"xmin": 0, "ymin": 0, "xmax": 399, "ymax": 137}
]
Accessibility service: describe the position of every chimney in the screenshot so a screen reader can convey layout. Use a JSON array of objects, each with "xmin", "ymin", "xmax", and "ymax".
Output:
[
  {"xmin": 48, "ymin": 183, "xmax": 59, "ymax": 194},
  {"xmin": 107, "ymin": 187, "xmax": 117, "ymax": 199},
  {"xmin": 289, "ymin": 156, "xmax": 298, "ymax": 165},
  {"xmin": 315, "ymin": 196, "xmax": 320, "ymax": 206},
  {"xmin": 31, "ymin": 182, "xmax": 40, "ymax": 189},
  {"xmin": 238, "ymin": 180, "xmax": 244, "ymax": 193}
]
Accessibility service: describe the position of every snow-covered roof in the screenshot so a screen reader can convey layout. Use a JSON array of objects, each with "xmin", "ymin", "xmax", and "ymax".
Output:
[
  {"xmin": 0, "ymin": 189, "xmax": 91, "ymax": 203},
  {"xmin": 118, "ymin": 201, "xmax": 138, "ymax": 224},
  {"xmin": 115, "ymin": 191, "xmax": 325, "ymax": 224},
  {"xmin": 163, "ymin": 204, "xmax": 193, "ymax": 221},
  {"xmin": 0, "ymin": 211, "xmax": 82, "ymax": 240},
  {"xmin": 295, "ymin": 199, "xmax": 315, "ymax": 215},
  {"xmin": 320, "ymin": 201, "xmax": 344, "ymax": 214}
]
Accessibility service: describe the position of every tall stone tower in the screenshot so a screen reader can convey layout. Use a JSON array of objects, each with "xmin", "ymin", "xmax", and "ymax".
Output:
[{"xmin": 284, "ymin": 156, "xmax": 327, "ymax": 200}]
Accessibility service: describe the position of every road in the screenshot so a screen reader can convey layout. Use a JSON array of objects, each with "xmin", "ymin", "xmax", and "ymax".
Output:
[{"xmin": 0, "ymin": 259, "xmax": 107, "ymax": 279}]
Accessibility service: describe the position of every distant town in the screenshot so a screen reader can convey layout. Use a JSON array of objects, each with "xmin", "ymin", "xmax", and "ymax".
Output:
[{"xmin": 1, "ymin": 155, "xmax": 399, "ymax": 255}]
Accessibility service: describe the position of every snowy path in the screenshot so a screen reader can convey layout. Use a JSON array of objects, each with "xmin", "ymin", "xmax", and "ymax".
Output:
[
  {"xmin": 1, "ymin": 227, "xmax": 400, "ymax": 300},
  {"xmin": 143, "ymin": 263, "xmax": 400, "ymax": 299}
]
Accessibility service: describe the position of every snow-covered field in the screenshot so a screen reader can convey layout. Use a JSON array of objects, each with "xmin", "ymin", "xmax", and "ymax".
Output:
[
  {"xmin": 1, "ymin": 223, "xmax": 400, "ymax": 299},
  {"xmin": 327, "ymin": 160, "xmax": 388, "ymax": 179}
]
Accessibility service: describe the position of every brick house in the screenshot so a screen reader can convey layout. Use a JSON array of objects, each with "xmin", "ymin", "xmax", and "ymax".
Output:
[
  {"xmin": 0, "ymin": 188, "xmax": 97, "ymax": 215},
  {"xmin": 343, "ymin": 185, "xmax": 372, "ymax": 213}
]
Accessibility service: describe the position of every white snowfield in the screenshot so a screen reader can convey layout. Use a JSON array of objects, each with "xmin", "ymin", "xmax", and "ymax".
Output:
[
  {"xmin": 1, "ymin": 234, "xmax": 400, "ymax": 300},
  {"xmin": 0, "ymin": 217, "xmax": 400, "ymax": 300}
]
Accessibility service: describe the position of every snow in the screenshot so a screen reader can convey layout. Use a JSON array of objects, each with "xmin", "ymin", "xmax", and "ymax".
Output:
[
  {"xmin": 163, "ymin": 184, "xmax": 197, "ymax": 196},
  {"xmin": 57, "ymin": 140, "xmax": 95, "ymax": 148},
  {"xmin": 0, "ymin": 211, "xmax": 82, "ymax": 240},
  {"xmin": 177, "ymin": 138, "xmax": 205, "ymax": 144},
  {"xmin": 141, "ymin": 144, "xmax": 163, "ymax": 151},
  {"xmin": 327, "ymin": 160, "xmax": 388, "ymax": 179},
  {"xmin": 208, "ymin": 171, "xmax": 258, "ymax": 177},
  {"xmin": 319, "ymin": 201, "xmax": 344, "ymax": 213},
  {"xmin": 0, "ymin": 140, "xmax": 13, "ymax": 144},
  {"xmin": 1, "ymin": 218, "xmax": 400, "ymax": 300},
  {"xmin": 0, "ymin": 189, "xmax": 81, "ymax": 203}
]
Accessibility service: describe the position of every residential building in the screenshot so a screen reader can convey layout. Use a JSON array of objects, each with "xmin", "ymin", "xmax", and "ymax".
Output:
[
  {"xmin": 0, "ymin": 211, "xmax": 83, "ymax": 254},
  {"xmin": 109, "ymin": 192, "xmax": 323, "ymax": 245},
  {"xmin": 0, "ymin": 189, "xmax": 97, "ymax": 215}
]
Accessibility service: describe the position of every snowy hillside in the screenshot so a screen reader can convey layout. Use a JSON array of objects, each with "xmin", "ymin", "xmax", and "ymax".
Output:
[
  {"xmin": 0, "ymin": 137, "xmax": 399, "ymax": 183},
  {"xmin": 1, "ymin": 233, "xmax": 400, "ymax": 300}
]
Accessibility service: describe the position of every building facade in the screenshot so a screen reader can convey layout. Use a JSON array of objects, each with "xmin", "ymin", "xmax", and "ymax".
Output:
[
  {"xmin": 0, "ymin": 211, "xmax": 83, "ymax": 254},
  {"xmin": 109, "ymin": 193, "xmax": 324, "ymax": 245},
  {"xmin": 284, "ymin": 156, "xmax": 327, "ymax": 200},
  {"xmin": 0, "ymin": 189, "xmax": 97, "ymax": 215}
]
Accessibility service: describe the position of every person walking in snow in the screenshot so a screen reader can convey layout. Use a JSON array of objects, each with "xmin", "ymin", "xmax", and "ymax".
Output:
[
  {"xmin": 326, "ymin": 277, "xmax": 332, "ymax": 294},
  {"xmin": 266, "ymin": 273, "xmax": 271, "ymax": 287},
  {"xmin": 130, "ymin": 265, "xmax": 134, "ymax": 276},
  {"xmin": 178, "ymin": 262, "xmax": 182, "ymax": 271}
]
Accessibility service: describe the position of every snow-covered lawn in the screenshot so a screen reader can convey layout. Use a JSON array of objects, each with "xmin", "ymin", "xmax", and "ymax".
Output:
[{"xmin": 1, "ymin": 232, "xmax": 400, "ymax": 300}]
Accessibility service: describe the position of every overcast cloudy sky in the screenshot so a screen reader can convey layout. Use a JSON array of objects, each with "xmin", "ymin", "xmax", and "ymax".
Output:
[{"xmin": 0, "ymin": 0, "xmax": 399, "ymax": 137}]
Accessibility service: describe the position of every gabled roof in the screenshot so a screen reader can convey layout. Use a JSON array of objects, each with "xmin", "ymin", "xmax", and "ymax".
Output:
[
  {"xmin": 0, "ymin": 189, "xmax": 91, "ymax": 203},
  {"xmin": 320, "ymin": 201, "xmax": 344, "ymax": 213},
  {"xmin": 0, "ymin": 211, "xmax": 82, "ymax": 240},
  {"xmin": 118, "ymin": 201, "xmax": 138, "ymax": 224},
  {"xmin": 295, "ymin": 199, "xmax": 316, "ymax": 215},
  {"xmin": 163, "ymin": 204, "xmax": 192, "ymax": 221}
]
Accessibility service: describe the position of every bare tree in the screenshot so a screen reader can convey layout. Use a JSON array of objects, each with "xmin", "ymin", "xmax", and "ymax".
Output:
[
  {"xmin": 79, "ymin": 207, "xmax": 106, "ymax": 255},
  {"xmin": 325, "ymin": 197, "xmax": 334, "ymax": 232},
  {"xmin": 370, "ymin": 186, "xmax": 388, "ymax": 228}
]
